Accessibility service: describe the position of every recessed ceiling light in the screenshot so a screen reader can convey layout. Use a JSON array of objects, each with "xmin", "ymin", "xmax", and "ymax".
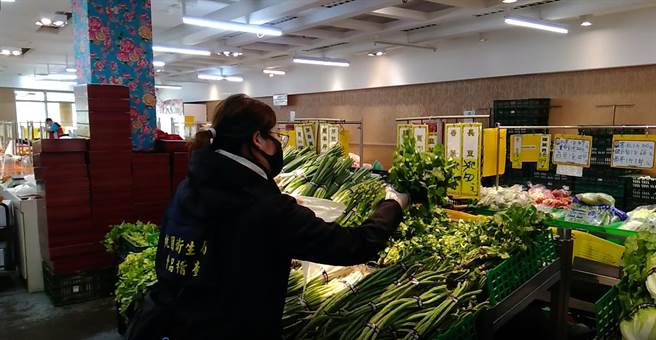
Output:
[
  {"xmin": 263, "ymin": 69, "xmax": 285, "ymax": 75},
  {"xmin": 40, "ymin": 17, "xmax": 52, "ymax": 26},
  {"xmin": 155, "ymin": 84, "xmax": 182, "ymax": 90},
  {"xmin": 292, "ymin": 55, "xmax": 350, "ymax": 67},
  {"xmin": 504, "ymin": 15, "xmax": 569, "ymax": 34},
  {"xmin": 153, "ymin": 60, "xmax": 166, "ymax": 67},
  {"xmin": 35, "ymin": 21, "xmax": 43, "ymax": 26},
  {"xmin": 53, "ymin": 20, "xmax": 65, "ymax": 27},
  {"xmin": 182, "ymin": 16, "xmax": 282, "ymax": 36},
  {"xmin": 153, "ymin": 45, "xmax": 211, "ymax": 56},
  {"xmin": 502, "ymin": 0, "xmax": 517, "ymax": 3},
  {"xmin": 11, "ymin": 50, "xmax": 21, "ymax": 56},
  {"xmin": 581, "ymin": 21, "xmax": 592, "ymax": 27}
]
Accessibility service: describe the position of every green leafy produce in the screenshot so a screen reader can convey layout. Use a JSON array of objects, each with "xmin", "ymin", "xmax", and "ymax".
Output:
[
  {"xmin": 103, "ymin": 221, "xmax": 159, "ymax": 253},
  {"xmin": 620, "ymin": 306, "xmax": 656, "ymax": 340},
  {"xmin": 115, "ymin": 246, "xmax": 157, "ymax": 316},
  {"xmin": 389, "ymin": 132, "xmax": 458, "ymax": 208}
]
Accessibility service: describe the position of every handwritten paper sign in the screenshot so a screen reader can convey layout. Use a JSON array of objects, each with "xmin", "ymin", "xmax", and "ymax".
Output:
[
  {"xmin": 445, "ymin": 123, "xmax": 463, "ymax": 196},
  {"xmin": 397, "ymin": 124, "xmax": 429, "ymax": 152},
  {"xmin": 445, "ymin": 123, "xmax": 482, "ymax": 199},
  {"xmin": 537, "ymin": 134, "xmax": 552, "ymax": 171},
  {"xmin": 552, "ymin": 134, "xmax": 592, "ymax": 168},
  {"xmin": 460, "ymin": 123, "xmax": 482, "ymax": 198},
  {"xmin": 611, "ymin": 135, "xmax": 656, "ymax": 169}
]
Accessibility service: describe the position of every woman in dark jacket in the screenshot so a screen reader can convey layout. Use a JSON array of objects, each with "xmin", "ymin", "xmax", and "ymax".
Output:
[{"xmin": 133, "ymin": 94, "xmax": 407, "ymax": 339}]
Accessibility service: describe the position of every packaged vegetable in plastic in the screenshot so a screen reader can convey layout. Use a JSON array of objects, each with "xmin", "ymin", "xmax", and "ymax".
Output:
[
  {"xmin": 620, "ymin": 305, "xmax": 656, "ymax": 340},
  {"xmin": 575, "ymin": 192, "xmax": 615, "ymax": 207}
]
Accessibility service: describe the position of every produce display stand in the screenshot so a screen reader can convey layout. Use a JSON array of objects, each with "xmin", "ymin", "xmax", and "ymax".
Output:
[
  {"xmin": 277, "ymin": 118, "xmax": 364, "ymax": 167},
  {"xmin": 476, "ymin": 230, "xmax": 570, "ymax": 340}
]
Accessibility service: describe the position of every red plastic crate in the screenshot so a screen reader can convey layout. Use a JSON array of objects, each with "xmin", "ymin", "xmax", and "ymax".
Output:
[
  {"xmin": 76, "ymin": 84, "xmax": 129, "ymax": 99},
  {"xmin": 41, "ymin": 219, "xmax": 93, "ymax": 238},
  {"xmin": 45, "ymin": 193, "xmax": 90, "ymax": 209},
  {"xmin": 33, "ymin": 152, "xmax": 86, "ymax": 167},
  {"xmin": 46, "ymin": 205, "xmax": 92, "ymax": 223},
  {"xmin": 88, "ymin": 151, "xmax": 132, "ymax": 165},
  {"xmin": 34, "ymin": 165, "xmax": 88, "ymax": 182},
  {"xmin": 45, "ymin": 252, "xmax": 114, "ymax": 274},
  {"xmin": 156, "ymin": 140, "xmax": 188, "ymax": 153},
  {"xmin": 38, "ymin": 178, "xmax": 90, "ymax": 195},
  {"xmin": 33, "ymin": 139, "xmax": 88, "ymax": 153},
  {"xmin": 46, "ymin": 229, "xmax": 107, "ymax": 248},
  {"xmin": 88, "ymin": 139, "xmax": 132, "ymax": 151},
  {"xmin": 75, "ymin": 99, "xmax": 130, "ymax": 112}
]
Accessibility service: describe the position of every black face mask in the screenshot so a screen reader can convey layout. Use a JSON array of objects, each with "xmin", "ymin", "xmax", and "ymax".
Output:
[{"xmin": 255, "ymin": 134, "xmax": 283, "ymax": 179}]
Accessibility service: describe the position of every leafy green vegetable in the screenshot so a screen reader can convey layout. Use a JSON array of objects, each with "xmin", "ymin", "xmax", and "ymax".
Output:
[
  {"xmin": 103, "ymin": 221, "xmax": 159, "ymax": 253},
  {"xmin": 389, "ymin": 131, "xmax": 458, "ymax": 208},
  {"xmin": 620, "ymin": 305, "xmax": 656, "ymax": 340},
  {"xmin": 115, "ymin": 247, "xmax": 157, "ymax": 316}
]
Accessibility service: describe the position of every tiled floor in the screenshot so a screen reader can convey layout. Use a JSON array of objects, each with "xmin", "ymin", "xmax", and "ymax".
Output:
[{"xmin": 0, "ymin": 275, "xmax": 120, "ymax": 340}]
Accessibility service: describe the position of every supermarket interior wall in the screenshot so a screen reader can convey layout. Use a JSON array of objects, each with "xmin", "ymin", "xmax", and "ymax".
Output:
[
  {"xmin": 252, "ymin": 64, "xmax": 656, "ymax": 168},
  {"xmin": 164, "ymin": 6, "xmax": 656, "ymax": 104}
]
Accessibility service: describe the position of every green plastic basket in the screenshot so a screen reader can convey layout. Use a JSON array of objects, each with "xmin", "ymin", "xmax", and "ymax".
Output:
[
  {"xmin": 487, "ymin": 232, "xmax": 558, "ymax": 306},
  {"xmin": 435, "ymin": 312, "xmax": 477, "ymax": 340},
  {"xmin": 544, "ymin": 218, "xmax": 636, "ymax": 245},
  {"xmin": 594, "ymin": 284, "xmax": 621, "ymax": 340}
]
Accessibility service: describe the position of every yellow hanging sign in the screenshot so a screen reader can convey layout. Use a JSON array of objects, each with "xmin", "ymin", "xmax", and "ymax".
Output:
[
  {"xmin": 444, "ymin": 123, "xmax": 463, "ymax": 196},
  {"xmin": 482, "ymin": 128, "xmax": 507, "ymax": 177},
  {"xmin": 537, "ymin": 134, "xmax": 552, "ymax": 171},
  {"xmin": 509, "ymin": 134, "xmax": 550, "ymax": 169},
  {"xmin": 339, "ymin": 128, "xmax": 350, "ymax": 154},
  {"xmin": 611, "ymin": 135, "xmax": 656, "ymax": 170},
  {"xmin": 445, "ymin": 123, "xmax": 482, "ymax": 199}
]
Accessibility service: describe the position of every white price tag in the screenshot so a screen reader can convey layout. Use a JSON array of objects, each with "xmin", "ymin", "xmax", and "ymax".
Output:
[{"xmin": 556, "ymin": 164, "xmax": 583, "ymax": 177}]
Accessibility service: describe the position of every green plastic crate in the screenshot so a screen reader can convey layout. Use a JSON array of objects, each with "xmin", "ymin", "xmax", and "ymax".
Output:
[
  {"xmin": 487, "ymin": 232, "xmax": 558, "ymax": 306},
  {"xmin": 435, "ymin": 312, "xmax": 477, "ymax": 340},
  {"xmin": 544, "ymin": 218, "xmax": 636, "ymax": 244},
  {"xmin": 594, "ymin": 284, "xmax": 621, "ymax": 340}
]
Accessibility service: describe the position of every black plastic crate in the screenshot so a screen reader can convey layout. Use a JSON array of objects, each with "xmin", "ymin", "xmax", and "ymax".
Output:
[
  {"xmin": 626, "ymin": 197, "xmax": 655, "ymax": 211},
  {"xmin": 629, "ymin": 175, "xmax": 656, "ymax": 201},
  {"xmin": 530, "ymin": 170, "xmax": 574, "ymax": 190},
  {"xmin": 43, "ymin": 263, "xmax": 116, "ymax": 306}
]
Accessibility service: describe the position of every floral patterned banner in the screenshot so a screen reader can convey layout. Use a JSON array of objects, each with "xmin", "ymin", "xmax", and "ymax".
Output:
[{"xmin": 73, "ymin": 0, "xmax": 156, "ymax": 151}]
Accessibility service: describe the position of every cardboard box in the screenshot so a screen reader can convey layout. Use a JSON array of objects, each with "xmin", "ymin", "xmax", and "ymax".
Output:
[{"xmin": 33, "ymin": 152, "xmax": 86, "ymax": 167}]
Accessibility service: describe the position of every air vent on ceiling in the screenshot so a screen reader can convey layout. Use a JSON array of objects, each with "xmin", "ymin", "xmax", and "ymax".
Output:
[
  {"xmin": 402, "ymin": 23, "xmax": 437, "ymax": 32},
  {"xmin": 322, "ymin": 0, "xmax": 357, "ymax": 9},
  {"xmin": 302, "ymin": 42, "xmax": 348, "ymax": 52},
  {"xmin": 476, "ymin": 0, "xmax": 561, "ymax": 17},
  {"xmin": 266, "ymin": 16, "xmax": 298, "ymax": 25}
]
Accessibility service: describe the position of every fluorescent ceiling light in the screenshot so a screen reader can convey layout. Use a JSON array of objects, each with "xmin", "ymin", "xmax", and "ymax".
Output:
[
  {"xmin": 66, "ymin": 67, "xmax": 76, "ymax": 73},
  {"xmin": 1, "ymin": 0, "xmax": 17, "ymax": 2},
  {"xmin": 40, "ymin": 17, "xmax": 52, "ymax": 26},
  {"xmin": 0, "ymin": 50, "xmax": 10, "ymax": 56},
  {"xmin": 182, "ymin": 16, "xmax": 282, "ymax": 36},
  {"xmin": 263, "ymin": 69, "xmax": 285, "ymax": 75},
  {"xmin": 581, "ymin": 21, "xmax": 592, "ymax": 27},
  {"xmin": 504, "ymin": 15, "xmax": 569, "ymax": 34},
  {"xmin": 156, "ymin": 84, "xmax": 182, "ymax": 90},
  {"xmin": 197, "ymin": 74, "xmax": 244, "ymax": 82},
  {"xmin": 153, "ymin": 60, "xmax": 166, "ymax": 67},
  {"xmin": 502, "ymin": 0, "xmax": 517, "ymax": 3},
  {"xmin": 292, "ymin": 55, "xmax": 350, "ymax": 67},
  {"xmin": 11, "ymin": 50, "xmax": 21, "ymax": 56},
  {"xmin": 34, "ymin": 74, "xmax": 77, "ymax": 81},
  {"xmin": 153, "ymin": 45, "xmax": 211, "ymax": 56}
]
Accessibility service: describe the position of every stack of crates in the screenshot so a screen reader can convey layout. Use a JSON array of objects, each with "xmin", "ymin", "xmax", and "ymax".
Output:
[
  {"xmin": 33, "ymin": 139, "xmax": 112, "ymax": 274},
  {"xmin": 495, "ymin": 99, "xmax": 550, "ymax": 187},
  {"xmin": 132, "ymin": 153, "xmax": 171, "ymax": 224},
  {"xmin": 76, "ymin": 84, "xmax": 134, "ymax": 233}
]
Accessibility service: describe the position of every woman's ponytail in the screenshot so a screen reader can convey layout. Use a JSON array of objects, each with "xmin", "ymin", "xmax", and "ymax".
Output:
[{"xmin": 190, "ymin": 129, "xmax": 214, "ymax": 151}]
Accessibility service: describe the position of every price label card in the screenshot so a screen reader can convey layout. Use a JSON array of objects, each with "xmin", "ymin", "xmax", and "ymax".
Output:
[
  {"xmin": 553, "ymin": 134, "xmax": 593, "ymax": 167},
  {"xmin": 511, "ymin": 135, "xmax": 522, "ymax": 169},
  {"xmin": 396, "ymin": 124, "xmax": 429, "ymax": 152},
  {"xmin": 295, "ymin": 125, "xmax": 306, "ymax": 148},
  {"xmin": 556, "ymin": 164, "xmax": 583, "ymax": 177},
  {"xmin": 611, "ymin": 135, "xmax": 656, "ymax": 169},
  {"xmin": 427, "ymin": 132, "xmax": 438, "ymax": 152}
]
